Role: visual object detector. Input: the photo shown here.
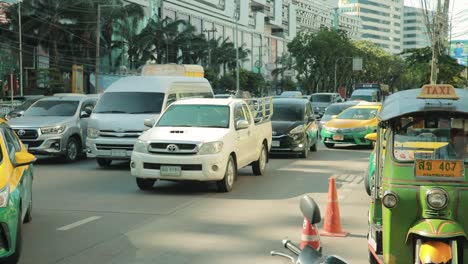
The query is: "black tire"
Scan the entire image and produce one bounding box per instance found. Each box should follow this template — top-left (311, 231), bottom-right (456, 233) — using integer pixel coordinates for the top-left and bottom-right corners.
top-left (217, 156), bottom-right (236, 192)
top-left (96, 158), bottom-right (112, 167)
top-left (136, 178), bottom-right (156, 191)
top-left (324, 142), bottom-right (335, 148)
top-left (310, 134), bottom-right (318, 152)
top-left (64, 137), bottom-right (81, 163)
top-left (252, 144), bottom-right (267, 176)
top-left (23, 199), bottom-right (32, 223)
top-left (300, 138), bottom-right (309, 158)
top-left (6, 209), bottom-right (22, 264)
top-left (364, 171), bottom-right (372, 196)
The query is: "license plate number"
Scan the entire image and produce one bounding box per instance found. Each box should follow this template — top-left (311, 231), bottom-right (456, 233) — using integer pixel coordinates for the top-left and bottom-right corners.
top-left (333, 134), bottom-right (344, 141)
top-left (272, 141), bottom-right (280, 147)
top-left (160, 166), bottom-right (181, 176)
top-left (111, 149), bottom-right (127, 157)
top-left (415, 159), bottom-right (464, 178)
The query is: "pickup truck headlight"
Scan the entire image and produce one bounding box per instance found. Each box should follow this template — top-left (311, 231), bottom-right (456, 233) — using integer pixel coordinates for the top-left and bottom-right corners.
top-left (41, 125), bottom-right (66, 134)
top-left (0, 185), bottom-right (9, 208)
top-left (87, 127), bottom-right (99, 139)
top-left (134, 140), bottom-right (149, 153)
top-left (198, 141), bottom-right (223, 155)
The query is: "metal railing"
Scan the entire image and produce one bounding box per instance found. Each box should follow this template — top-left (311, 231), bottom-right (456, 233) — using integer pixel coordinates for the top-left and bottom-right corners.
top-left (244, 97), bottom-right (274, 123)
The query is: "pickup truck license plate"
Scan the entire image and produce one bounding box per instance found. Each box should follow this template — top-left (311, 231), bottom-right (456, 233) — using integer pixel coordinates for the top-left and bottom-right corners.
top-left (272, 141), bottom-right (280, 147)
top-left (160, 166), bottom-right (181, 176)
top-left (111, 149), bottom-right (127, 157)
top-left (332, 134), bottom-right (344, 141)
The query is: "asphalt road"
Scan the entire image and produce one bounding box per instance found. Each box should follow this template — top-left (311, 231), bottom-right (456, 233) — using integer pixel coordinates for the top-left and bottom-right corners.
top-left (20, 143), bottom-right (371, 264)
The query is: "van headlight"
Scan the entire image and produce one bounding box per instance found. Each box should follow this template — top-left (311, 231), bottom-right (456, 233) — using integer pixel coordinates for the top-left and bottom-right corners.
top-left (426, 188), bottom-right (448, 210)
top-left (134, 140), bottom-right (149, 153)
top-left (41, 125), bottom-right (66, 134)
top-left (87, 128), bottom-right (99, 138)
top-left (0, 185), bottom-right (9, 208)
top-left (198, 141), bottom-right (223, 155)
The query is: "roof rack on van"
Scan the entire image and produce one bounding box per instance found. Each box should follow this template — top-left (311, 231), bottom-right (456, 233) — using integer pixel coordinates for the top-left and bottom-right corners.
top-left (53, 93), bottom-right (87, 97)
top-left (140, 63), bottom-right (204, 77)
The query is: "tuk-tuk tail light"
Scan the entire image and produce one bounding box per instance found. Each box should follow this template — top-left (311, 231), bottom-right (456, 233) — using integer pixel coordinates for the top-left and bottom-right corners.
top-left (382, 191), bottom-right (399, 209)
top-left (426, 188), bottom-right (449, 210)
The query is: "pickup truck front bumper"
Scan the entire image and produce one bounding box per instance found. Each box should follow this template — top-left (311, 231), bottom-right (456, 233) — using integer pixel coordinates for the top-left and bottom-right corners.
top-left (11, 128), bottom-right (66, 156)
top-left (131, 151), bottom-right (228, 181)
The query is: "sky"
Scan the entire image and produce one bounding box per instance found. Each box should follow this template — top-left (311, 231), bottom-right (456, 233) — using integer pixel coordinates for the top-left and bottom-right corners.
top-left (405, 0), bottom-right (468, 41)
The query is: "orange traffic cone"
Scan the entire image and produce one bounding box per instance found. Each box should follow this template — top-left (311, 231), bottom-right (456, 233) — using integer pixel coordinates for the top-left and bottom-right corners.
top-left (299, 217), bottom-right (321, 250)
top-left (320, 177), bottom-right (348, 237)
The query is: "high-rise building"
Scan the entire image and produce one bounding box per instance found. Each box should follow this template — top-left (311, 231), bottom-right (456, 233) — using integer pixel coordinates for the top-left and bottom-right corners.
top-left (402, 6), bottom-right (431, 51)
top-left (339, 0), bottom-right (404, 54)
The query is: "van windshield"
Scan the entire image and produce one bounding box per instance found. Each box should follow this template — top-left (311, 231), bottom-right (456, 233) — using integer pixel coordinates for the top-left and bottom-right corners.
top-left (94, 92), bottom-right (164, 114)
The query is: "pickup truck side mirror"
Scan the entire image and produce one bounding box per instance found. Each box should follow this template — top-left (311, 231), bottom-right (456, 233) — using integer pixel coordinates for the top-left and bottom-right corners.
top-left (236, 120), bottom-right (249, 130)
top-left (144, 118), bottom-right (155, 128)
top-left (84, 106), bottom-right (93, 115)
top-left (308, 116), bottom-right (315, 122)
top-left (80, 111), bottom-right (90, 118)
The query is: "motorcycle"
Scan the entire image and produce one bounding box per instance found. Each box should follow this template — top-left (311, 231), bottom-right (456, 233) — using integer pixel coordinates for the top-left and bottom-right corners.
top-left (270, 195), bottom-right (349, 264)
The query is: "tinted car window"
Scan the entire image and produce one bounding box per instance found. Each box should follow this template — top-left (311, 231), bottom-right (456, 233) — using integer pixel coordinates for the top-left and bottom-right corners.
top-left (272, 103), bottom-right (305, 121)
top-left (24, 100), bottom-right (79, 116)
top-left (311, 94), bottom-right (332, 102)
top-left (94, 92), bottom-right (164, 114)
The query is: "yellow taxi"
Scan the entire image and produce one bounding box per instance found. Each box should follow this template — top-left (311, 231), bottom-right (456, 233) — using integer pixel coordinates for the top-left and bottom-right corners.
top-left (320, 104), bottom-right (381, 148)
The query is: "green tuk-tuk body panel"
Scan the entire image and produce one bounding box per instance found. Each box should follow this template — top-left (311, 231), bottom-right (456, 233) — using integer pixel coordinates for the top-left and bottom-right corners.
top-left (407, 219), bottom-right (467, 240)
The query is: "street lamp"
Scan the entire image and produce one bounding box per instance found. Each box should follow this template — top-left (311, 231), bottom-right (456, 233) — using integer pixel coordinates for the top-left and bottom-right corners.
top-left (95, 4), bottom-right (119, 93)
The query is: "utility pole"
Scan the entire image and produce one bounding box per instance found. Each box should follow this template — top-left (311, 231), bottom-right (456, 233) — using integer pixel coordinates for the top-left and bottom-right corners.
top-left (429, 0), bottom-right (450, 84)
top-left (95, 5), bottom-right (101, 93)
top-left (203, 28), bottom-right (217, 68)
top-left (234, 0), bottom-right (240, 94)
top-left (18, 0), bottom-right (23, 96)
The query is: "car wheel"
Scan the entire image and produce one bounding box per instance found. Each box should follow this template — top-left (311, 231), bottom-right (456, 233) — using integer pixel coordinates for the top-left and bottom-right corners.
top-left (6, 208), bottom-right (22, 264)
top-left (300, 138), bottom-right (309, 158)
top-left (96, 158), bottom-right (112, 167)
top-left (310, 134), bottom-right (318, 152)
top-left (364, 170), bottom-right (372, 196)
top-left (252, 144), bottom-right (267, 176)
top-left (64, 137), bottom-right (81, 163)
top-left (324, 142), bottom-right (335, 148)
top-left (136, 178), bottom-right (156, 191)
top-left (24, 198), bottom-right (32, 223)
top-left (217, 156), bottom-right (236, 192)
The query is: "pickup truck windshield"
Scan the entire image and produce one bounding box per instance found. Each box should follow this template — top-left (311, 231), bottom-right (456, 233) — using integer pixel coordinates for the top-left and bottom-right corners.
top-left (94, 92), bottom-right (164, 114)
top-left (23, 100), bottom-right (79, 116)
top-left (272, 104), bottom-right (304, 121)
top-left (157, 105), bottom-right (230, 128)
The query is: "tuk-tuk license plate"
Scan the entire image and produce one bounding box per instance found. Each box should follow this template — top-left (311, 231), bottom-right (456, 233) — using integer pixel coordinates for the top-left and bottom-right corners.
top-left (415, 159), bottom-right (464, 178)
top-left (332, 134), bottom-right (344, 141)
top-left (160, 166), bottom-right (181, 176)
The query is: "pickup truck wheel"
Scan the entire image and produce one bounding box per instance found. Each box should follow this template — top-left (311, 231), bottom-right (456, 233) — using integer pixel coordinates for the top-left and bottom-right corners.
top-left (97, 158), bottom-right (112, 167)
top-left (252, 144), bottom-right (267, 176)
top-left (300, 138), bottom-right (309, 158)
top-left (136, 178), bottom-right (156, 191)
top-left (217, 156), bottom-right (236, 192)
top-left (324, 142), bottom-right (335, 148)
top-left (64, 137), bottom-right (80, 163)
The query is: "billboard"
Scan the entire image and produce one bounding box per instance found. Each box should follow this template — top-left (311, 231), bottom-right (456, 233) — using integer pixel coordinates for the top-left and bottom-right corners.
top-left (450, 40), bottom-right (468, 66)
top-left (0, 2), bottom-right (11, 24)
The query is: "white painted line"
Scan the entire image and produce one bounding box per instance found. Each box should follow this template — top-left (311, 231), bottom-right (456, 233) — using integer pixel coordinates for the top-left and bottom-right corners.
top-left (57, 216), bottom-right (101, 231)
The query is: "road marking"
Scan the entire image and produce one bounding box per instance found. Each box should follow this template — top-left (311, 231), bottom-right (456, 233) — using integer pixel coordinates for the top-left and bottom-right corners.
top-left (57, 216), bottom-right (101, 231)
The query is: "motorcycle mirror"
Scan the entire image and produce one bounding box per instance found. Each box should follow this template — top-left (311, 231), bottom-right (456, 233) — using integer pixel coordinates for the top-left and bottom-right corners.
top-left (297, 245), bottom-right (322, 264)
top-left (300, 195), bottom-right (321, 225)
top-left (322, 255), bottom-right (349, 264)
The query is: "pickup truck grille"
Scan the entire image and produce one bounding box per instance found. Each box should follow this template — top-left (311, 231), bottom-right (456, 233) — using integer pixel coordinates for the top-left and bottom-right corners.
top-left (95, 144), bottom-right (134, 151)
top-left (99, 130), bottom-right (142, 138)
top-left (150, 143), bottom-right (197, 150)
top-left (148, 142), bottom-right (198, 154)
top-left (13, 129), bottom-right (39, 140)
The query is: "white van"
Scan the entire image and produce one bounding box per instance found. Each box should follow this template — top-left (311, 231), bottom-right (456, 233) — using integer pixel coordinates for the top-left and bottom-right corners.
top-left (86, 76), bottom-right (214, 167)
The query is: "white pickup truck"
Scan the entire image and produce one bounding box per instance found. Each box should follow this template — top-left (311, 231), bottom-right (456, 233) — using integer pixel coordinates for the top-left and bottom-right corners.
top-left (130, 97), bottom-right (273, 192)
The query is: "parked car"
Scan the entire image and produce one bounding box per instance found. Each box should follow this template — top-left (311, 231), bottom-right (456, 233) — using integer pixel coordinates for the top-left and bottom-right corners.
top-left (131, 97), bottom-right (273, 192)
top-left (7, 94), bottom-right (98, 162)
top-left (3, 96), bottom-right (44, 121)
top-left (270, 98), bottom-right (319, 158)
top-left (0, 120), bottom-right (36, 263)
top-left (309, 93), bottom-right (344, 118)
top-left (86, 76), bottom-right (215, 168)
top-left (320, 104), bottom-right (381, 148)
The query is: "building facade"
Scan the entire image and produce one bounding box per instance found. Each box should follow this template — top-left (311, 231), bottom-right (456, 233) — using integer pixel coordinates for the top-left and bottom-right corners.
top-left (339, 0), bottom-right (404, 54)
top-left (402, 6), bottom-right (431, 51)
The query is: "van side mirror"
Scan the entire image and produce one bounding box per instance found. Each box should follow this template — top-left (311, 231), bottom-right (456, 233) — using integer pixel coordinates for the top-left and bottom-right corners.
top-left (365, 132), bottom-right (377, 141)
top-left (144, 118), bottom-right (155, 128)
top-left (80, 111), bottom-right (91, 118)
top-left (300, 195), bottom-right (321, 225)
top-left (84, 106), bottom-right (93, 115)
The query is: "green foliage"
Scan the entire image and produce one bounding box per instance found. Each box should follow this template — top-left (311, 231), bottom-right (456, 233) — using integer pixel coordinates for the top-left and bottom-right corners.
top-left (218, 75), bottom-right (236, 93)
top-left (238, 69), bottom-right (265, 96)
top-left (204, 68), bottom-right (219, 91)
top-left (30, 68), bottom-right (65, 95)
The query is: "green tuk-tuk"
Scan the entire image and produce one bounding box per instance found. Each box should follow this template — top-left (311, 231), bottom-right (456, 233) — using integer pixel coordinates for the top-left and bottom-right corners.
top-left (367, 84), bottom-right (468, 264)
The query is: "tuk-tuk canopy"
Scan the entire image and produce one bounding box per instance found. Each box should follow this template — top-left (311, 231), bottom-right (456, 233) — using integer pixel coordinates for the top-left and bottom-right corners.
top-left (379, 86), bottom-right (468, 122)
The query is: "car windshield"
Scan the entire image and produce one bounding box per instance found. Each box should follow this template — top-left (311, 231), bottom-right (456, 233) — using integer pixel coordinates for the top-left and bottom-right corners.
top-left (393, 115), bottom-right (468, 163)
top-left (350, 95), bottom-right (373, 101)
top-left (15, 98), bottom-right (41, 111)
top-left (311, 94), bottom-right (332, 102)
top-left (337, 107), bottom-right (378, 120)
top-left (324, 104), bottom-right (355, 116)
top-left (94, 92), bottom-right (164, 114)
top-left (157, 105), bottom-right (230, 128)
top-left (23, 100), bottom-right (79, 116)
top-left (272, 103), bottom-right (304, 121)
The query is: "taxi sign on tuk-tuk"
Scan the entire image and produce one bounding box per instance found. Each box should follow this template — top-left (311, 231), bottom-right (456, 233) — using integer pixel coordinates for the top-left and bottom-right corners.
top-left (417, 84), bottom-right (459, 100)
